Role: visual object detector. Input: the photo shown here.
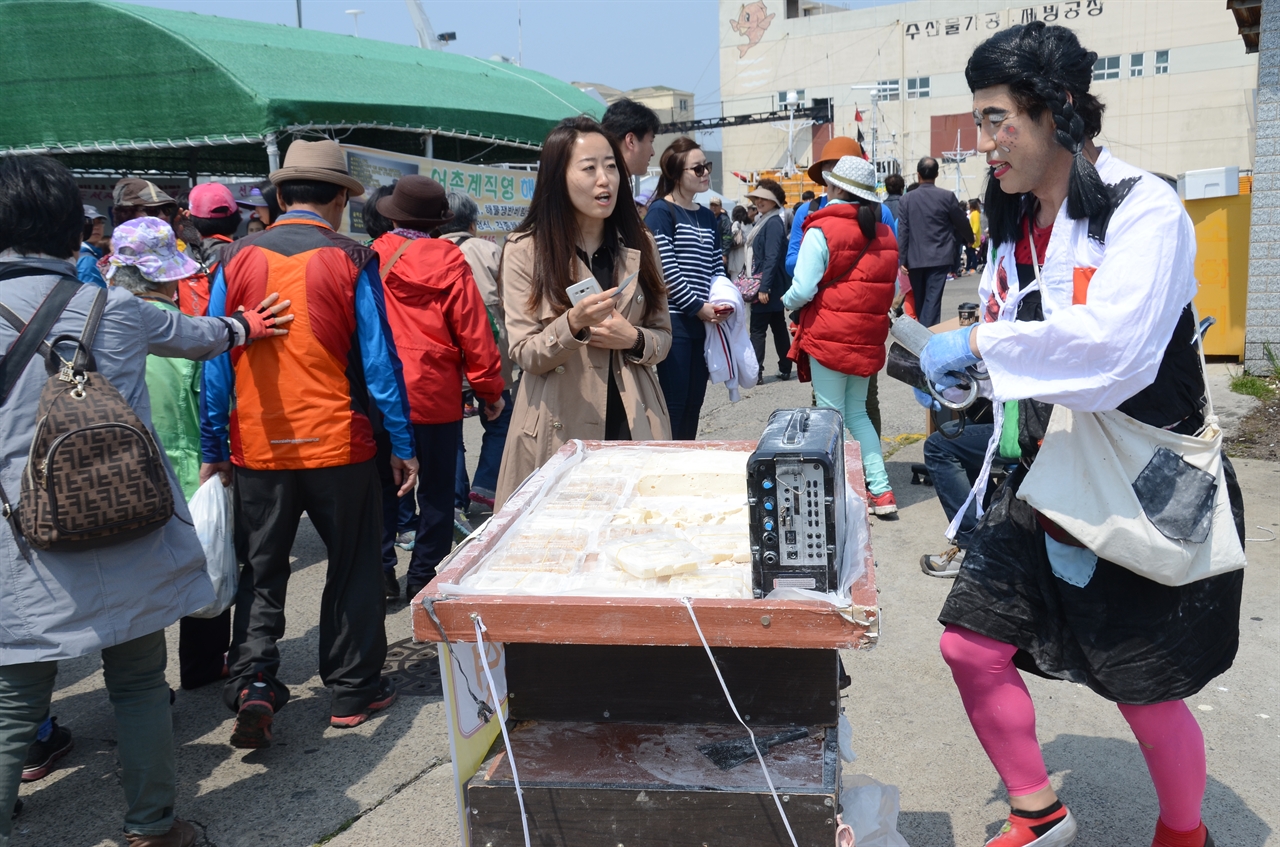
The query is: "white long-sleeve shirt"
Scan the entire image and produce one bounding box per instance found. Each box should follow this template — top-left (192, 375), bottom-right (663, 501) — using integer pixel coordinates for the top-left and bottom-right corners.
top-left (974, 148), bottom-right (1198, 411)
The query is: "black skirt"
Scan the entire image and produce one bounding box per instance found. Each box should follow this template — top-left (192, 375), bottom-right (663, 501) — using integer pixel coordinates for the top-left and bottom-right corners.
top-left (938, 458), bottom-right (1245, 705)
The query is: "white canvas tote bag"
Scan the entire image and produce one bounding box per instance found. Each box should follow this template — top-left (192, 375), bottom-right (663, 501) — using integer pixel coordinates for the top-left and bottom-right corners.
top-left (1017, 318), bottom-right (1246, 587)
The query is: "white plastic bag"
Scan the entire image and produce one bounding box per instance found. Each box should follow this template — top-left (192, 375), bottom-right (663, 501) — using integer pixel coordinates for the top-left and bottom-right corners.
top-left (839, 775), bottom-right (909, 847)
top-left (188, 477), bottom-right (238, 619)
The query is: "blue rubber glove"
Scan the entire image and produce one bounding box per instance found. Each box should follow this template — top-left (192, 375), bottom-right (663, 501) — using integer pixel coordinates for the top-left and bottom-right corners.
top-left (912, 387), bottom-right (941, 412)
top-left (920, 327), bottom-right (980, 389)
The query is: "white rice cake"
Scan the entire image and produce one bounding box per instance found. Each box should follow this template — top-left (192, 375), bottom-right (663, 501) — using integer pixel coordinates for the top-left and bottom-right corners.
top-left (485, 547), bottom-right (579, 574)
top-left (685, 525), bottom-right (752, 563)
top-left (631, 451), bottom-right (749, 498)
top-left (612, 538), bottom-right (703, 579)
top-left (667, 570), bottom-right (753, 599)
top-left (542, 489), bottom-right (621, 512)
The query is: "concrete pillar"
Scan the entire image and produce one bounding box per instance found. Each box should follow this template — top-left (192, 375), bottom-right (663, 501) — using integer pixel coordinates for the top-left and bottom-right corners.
top-left (1247, 0), bottom-right (1280, 372)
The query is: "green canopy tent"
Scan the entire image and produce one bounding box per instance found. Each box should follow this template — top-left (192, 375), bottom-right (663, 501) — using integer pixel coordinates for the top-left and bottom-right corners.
top-left (0, 0), bottom-right (601, 176)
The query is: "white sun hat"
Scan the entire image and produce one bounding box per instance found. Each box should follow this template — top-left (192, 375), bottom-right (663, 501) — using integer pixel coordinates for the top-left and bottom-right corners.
top-left (823, 155), bottom-right (880, 204)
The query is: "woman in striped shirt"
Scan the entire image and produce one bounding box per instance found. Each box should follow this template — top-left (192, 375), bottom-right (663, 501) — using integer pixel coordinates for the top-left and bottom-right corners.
top-left (644, 137), bottom-right (725, 439)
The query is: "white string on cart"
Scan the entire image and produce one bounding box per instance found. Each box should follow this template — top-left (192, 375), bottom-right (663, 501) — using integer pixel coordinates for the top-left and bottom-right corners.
top-left (679, 597), bottom-right (800, 847)
top-left (471, 613), bottom-right (532, 847)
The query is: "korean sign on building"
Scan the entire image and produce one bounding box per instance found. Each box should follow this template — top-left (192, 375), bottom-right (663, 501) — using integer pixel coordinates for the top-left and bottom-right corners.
top-left (340, 144), bottom-right (536, 245)
top-left (905, 2), bottom-right (1104, 44)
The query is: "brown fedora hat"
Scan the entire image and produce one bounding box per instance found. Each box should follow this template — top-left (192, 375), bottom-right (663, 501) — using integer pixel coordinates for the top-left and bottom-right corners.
top-left (269, 139), bottom-right (365, 197)
top-left (807, 136), bottom-right (864, 185)
top-left (375, 175), bottom-right (454, 228)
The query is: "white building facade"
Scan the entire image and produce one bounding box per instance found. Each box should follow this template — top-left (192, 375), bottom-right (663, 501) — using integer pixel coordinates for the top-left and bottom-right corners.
top-left (718, 0), bottom-right (1258, 201)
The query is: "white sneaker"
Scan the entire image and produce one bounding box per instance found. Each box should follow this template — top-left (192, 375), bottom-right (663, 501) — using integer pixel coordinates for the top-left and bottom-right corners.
top-left (920, 547), bottom-right (964, 578)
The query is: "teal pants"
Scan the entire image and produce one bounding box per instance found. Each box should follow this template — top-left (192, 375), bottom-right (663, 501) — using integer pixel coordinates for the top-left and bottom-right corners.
top-left (809, 359), bottom-right (891, 496)
top-left (0, 631), bottom-right (176, 844)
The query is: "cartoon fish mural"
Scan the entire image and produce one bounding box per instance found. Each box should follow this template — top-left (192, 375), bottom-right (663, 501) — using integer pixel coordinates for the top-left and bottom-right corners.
top-left (730, 1), bottom-right (775, 58)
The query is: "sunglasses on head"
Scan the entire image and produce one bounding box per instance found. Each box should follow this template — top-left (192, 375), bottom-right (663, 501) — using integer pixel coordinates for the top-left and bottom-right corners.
top-left (684, 162), bottom-right (714, 177)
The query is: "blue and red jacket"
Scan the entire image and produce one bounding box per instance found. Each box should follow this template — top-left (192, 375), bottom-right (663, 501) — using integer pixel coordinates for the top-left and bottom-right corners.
top-left (200, 211), bottom-right (414, 470)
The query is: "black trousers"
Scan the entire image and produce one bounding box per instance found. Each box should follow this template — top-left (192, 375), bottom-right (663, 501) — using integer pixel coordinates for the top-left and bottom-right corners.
top-left (908, 265), bottom-right (950, 327)
top-left (222, 461), bottom-right (388, 718)
top-left (408, 420), bottom-right (463, 594)
top-left (179, 611), bottom-right (230, 690)
top-left (750, 308), bottom-right (792, 377)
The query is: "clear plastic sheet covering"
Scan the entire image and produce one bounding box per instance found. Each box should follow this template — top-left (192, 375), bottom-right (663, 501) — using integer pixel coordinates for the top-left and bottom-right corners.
top-left (438, 444), bottom-right (867, 605)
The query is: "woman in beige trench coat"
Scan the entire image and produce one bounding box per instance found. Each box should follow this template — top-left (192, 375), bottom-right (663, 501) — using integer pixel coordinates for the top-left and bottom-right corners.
top-left (494, 117), bottom-right (673, 509)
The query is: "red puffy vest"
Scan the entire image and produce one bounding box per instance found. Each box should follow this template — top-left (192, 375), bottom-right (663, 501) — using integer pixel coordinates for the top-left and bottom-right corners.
top-left (790, 203), bottom-right (898, 377)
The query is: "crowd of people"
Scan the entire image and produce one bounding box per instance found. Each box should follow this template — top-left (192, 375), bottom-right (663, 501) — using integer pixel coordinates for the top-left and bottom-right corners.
top-left (0, 20), bottom-right (1240, 847)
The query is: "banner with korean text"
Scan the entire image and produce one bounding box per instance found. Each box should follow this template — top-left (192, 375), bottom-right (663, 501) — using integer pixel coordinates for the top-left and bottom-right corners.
top-left (340, 144), bottom-right (535, 246)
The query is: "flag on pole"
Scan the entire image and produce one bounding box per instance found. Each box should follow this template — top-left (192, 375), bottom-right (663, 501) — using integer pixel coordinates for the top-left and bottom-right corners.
top-left (854, 108), bottom-right (863, 122)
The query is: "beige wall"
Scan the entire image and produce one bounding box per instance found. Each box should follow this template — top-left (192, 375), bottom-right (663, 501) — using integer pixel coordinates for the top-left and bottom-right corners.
top-left (718, 0), bottom-right (1257, 203)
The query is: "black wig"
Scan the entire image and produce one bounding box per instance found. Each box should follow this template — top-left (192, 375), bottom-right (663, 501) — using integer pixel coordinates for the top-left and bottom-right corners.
top-left (966, 21), bottom-right (1109, 246)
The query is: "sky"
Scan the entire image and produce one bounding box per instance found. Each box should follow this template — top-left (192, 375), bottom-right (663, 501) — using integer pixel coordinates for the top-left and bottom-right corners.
top-left (118, 0), bottom-right (728, 109)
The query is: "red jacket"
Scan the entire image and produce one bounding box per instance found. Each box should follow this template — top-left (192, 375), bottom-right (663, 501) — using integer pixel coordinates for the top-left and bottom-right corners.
top-left (789, 204), bottom-right (898, 377)
top-left (373, 234), bottom-right (503, 424)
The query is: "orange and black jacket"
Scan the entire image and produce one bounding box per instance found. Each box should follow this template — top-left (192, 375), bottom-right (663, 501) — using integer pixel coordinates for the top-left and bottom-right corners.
top-left (199, 211), bottom-right (414, 470)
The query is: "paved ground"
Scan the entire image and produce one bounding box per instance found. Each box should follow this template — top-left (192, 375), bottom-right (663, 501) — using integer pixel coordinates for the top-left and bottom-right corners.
top-left (13, 275), bottom-right (1276, 846)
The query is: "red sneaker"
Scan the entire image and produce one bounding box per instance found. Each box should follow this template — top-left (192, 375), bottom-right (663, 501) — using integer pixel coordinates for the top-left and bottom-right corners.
top-left (229, 680), bottom-right (276, 749)
top-left (330, 679), bottom-right (398, 729)
top-left (867, 490), bottom-right (898, 516)
top-left (1152, 819), bottom-right (1214, 847)
top-left (986, 805), bottom-right (1077, 846)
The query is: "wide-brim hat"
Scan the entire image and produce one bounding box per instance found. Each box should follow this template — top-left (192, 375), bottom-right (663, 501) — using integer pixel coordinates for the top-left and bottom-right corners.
top-left (113, 178), bottom-right (176, 208)
top-left (807, 136), bottom-right (864, 185)
top-left (269, 139), bottom-right (365, 197)
top-left (107, 217), bottom-right (200, 283)
top-left (823, 156), bottom-right (880, 205)
top-left (375, 175), bottom-right (453, 228)
top-left (744, 186), bottom-right (782, 207)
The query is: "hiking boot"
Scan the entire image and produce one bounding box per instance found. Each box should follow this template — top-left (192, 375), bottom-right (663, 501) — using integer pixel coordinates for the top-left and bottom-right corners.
top-left (986, 805), bottom-right (1077, 846)
top-left (230, 680), bottom-right (276, 749)
top-left (384, 570), bottom-right (401, 600)
top-left (394, 530), bottom-right (416, 551)
top-left (22, 718), bottom-right (72, 781)
top-left (125, 819), bottom-right (197, 847)
top-left (921, 547), bottom-right (965, 579)
top-left (331, 679), bottom-right (398, 729)
top-left (867, 490), bottom-right (898, 517)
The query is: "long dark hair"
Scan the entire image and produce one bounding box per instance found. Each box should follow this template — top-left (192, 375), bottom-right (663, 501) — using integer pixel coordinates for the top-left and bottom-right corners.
top-left (652, 137), bottom-right (702, 206)
top-left (513, 116), bottom-right (664, 321)
top-left (966, 21), bottom-right (1108, 246)
top-left (827, 184), bottom-right (879, 241)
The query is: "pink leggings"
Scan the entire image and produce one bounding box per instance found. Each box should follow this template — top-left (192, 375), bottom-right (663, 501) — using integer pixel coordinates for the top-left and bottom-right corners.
top-left (940, 625), bottom-right (1206, 831)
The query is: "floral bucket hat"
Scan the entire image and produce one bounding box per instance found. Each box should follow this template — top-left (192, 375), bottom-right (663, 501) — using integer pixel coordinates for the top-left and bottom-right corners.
top-left (107, 217), bottom-right (200, 283)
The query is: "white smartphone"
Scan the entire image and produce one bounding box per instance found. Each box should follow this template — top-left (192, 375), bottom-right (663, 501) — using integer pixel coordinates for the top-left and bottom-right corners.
top-left (566, 277), bottom-right (603, 305)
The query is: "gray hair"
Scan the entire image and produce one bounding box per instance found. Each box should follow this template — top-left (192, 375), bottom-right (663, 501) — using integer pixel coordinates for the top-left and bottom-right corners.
top-left (109, 264), bottom-right (168, 294)
top-left (437, 192), bottom-right (479, 235)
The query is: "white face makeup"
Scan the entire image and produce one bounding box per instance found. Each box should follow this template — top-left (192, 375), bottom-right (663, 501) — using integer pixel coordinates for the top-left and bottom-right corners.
top-left (972, 84), bottom-right (1065, 197)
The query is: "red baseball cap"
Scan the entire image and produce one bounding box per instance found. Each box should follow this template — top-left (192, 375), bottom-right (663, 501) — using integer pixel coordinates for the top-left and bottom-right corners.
top-left (189, 183), bottom-right (238, 218)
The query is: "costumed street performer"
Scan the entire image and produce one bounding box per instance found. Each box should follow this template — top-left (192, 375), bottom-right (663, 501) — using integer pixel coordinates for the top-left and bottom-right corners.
top-left (918, 22), bottom-right (1244, 847)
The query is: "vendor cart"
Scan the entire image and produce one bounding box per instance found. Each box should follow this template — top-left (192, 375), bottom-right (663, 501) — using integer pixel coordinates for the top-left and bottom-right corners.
top-left (412, 440), bottom-right (879, 847)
